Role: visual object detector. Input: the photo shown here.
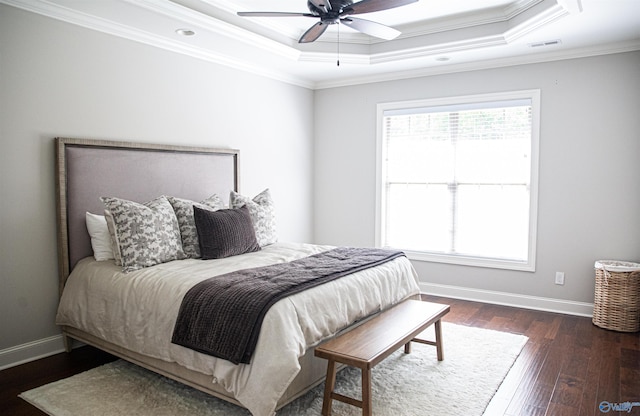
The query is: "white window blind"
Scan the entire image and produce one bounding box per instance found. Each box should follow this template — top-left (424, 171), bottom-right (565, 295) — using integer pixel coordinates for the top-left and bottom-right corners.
top-left (376, 91), bottom-right (540, 271)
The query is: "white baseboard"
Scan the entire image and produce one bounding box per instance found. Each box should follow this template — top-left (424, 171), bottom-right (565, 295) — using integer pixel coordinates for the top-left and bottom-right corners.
top-left (0, 334), bottom-right (66, 371)
top-left (420, 282), bottom-right (594, 317)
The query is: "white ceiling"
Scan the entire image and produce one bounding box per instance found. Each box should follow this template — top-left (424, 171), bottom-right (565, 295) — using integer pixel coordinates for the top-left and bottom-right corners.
top-left (4, 0), bottom-right (640, 89)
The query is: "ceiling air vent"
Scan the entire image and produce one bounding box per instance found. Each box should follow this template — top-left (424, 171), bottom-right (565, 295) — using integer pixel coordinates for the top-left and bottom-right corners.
top-left (529, 39), bottom-right (562, 48)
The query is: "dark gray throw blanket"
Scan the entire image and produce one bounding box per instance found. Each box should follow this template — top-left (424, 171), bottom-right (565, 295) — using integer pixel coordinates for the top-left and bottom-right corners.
top-left (171, 247), bottom-right (405, 364)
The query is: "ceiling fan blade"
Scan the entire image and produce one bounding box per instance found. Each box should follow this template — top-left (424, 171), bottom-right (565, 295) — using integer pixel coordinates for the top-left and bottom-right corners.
top-left (237, 12), bottom-right (315, 18)
top-left (345, 0), bottom-right (418, 15)
top-left (309, 0), bottom-right (332, 12)
top-left (299, 21), bottom-right (329, 43)
top-left (341, 17), bottom-right (400, 40)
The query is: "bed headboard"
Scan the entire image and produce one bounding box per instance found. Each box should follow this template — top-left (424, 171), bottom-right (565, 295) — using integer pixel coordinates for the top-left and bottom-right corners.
top-left (55, 137), bottom-right (240, 294)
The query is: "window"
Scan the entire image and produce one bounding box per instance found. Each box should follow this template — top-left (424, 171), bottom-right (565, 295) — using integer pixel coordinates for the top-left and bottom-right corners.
top-left (376, 90), bottom-right (540, 271)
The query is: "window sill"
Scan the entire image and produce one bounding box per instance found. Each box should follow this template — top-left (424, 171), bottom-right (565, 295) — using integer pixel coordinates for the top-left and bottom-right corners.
top-left (402, 249), bottom-right (535, 272)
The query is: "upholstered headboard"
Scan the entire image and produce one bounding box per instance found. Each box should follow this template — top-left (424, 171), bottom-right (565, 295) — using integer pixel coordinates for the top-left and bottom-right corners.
top-left (55, 137), bottom-right (240, 294)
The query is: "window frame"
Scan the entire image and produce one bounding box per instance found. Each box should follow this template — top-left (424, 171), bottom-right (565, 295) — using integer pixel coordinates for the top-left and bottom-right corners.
top-left (375, 90), bottom-right (541, 272)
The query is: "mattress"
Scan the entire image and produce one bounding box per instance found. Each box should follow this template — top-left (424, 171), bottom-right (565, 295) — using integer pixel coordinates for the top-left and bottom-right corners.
top-left (56, 242), bottom-right (421, 416)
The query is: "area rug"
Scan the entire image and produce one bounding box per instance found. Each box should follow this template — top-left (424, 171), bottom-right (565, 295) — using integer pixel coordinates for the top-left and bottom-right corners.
top-left (20, 323), bottom-right (527, 416)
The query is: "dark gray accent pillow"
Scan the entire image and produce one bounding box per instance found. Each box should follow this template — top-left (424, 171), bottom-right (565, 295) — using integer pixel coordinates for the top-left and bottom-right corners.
top-left (194, 205), bottom-right (261, 260)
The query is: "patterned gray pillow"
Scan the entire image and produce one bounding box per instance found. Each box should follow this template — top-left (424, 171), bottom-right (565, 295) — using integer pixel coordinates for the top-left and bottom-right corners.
top-left (167, 194), bottom-right (224, 258)
top-left (101, 196), bottom-right (186, 272)
top-left (229, 188), bottom-right (277, 247)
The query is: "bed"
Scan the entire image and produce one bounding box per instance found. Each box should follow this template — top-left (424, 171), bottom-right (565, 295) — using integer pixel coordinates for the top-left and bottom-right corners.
top-left (54, 137), bottom-right (421, 416)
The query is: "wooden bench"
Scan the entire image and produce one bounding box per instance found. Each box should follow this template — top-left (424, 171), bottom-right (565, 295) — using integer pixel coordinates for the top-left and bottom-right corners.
top-left (314, 299), bottom-right (450, 416)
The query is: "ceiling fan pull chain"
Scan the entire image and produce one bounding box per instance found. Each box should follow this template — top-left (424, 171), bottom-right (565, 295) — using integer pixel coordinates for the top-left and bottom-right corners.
top-left (337, 23), bottom-right (340, 67)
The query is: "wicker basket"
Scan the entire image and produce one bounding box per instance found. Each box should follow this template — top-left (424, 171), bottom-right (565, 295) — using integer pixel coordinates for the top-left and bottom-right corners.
top-left (593, 260), bottom-right (640, 332)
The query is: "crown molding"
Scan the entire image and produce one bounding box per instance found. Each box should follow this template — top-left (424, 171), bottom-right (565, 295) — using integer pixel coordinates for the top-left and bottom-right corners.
top-left (1, 0), bottom-right (581, 65)
top-left (503, 0), bottom-right (572, 42)
top-left (395, 0), bottom-right (541, 39)
top-left (299, 51), bottom-right (371, 65)
top-left (207, 0), bottom-right (303, 40)
top-left (320, 0), bottom-right (574, 66)
top-left (312, 39), bottom-right (640, 89)
top-left (369, 35), bottom-right (509, 64)
top-left (122, 0), bottom-right (301, 61)
top-left (1, 0), bottom-right (314, 88)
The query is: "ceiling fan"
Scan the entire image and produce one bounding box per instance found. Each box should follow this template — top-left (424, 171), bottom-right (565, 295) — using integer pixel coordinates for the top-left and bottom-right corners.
top-left (237, 0), bottom-right (419, 43)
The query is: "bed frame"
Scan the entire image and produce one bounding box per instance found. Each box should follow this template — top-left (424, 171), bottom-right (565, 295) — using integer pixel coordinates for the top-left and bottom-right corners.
top-left (54, 137), bottom-right (328, 410)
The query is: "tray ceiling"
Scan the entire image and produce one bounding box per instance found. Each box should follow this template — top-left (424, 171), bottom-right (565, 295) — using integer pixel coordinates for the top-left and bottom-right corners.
top-left (3, 0), bottom-right (639, 89)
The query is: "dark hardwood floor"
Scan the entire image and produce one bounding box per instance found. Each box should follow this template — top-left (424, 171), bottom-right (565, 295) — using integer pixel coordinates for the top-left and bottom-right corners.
top-left (2, 296), bottom-right (638, 415)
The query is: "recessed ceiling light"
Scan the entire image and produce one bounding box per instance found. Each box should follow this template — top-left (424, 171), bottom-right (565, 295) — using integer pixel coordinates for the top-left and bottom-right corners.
top-left (176, 29), bottom-right (195, 36)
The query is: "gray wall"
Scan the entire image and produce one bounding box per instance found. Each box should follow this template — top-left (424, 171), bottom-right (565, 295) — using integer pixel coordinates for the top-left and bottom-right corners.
top-left (314, 51), bottom-right (640, 307)
top-left (0, 5), bottom-right (315, 353)
top-left (2, 1), bottom-right (639, 366)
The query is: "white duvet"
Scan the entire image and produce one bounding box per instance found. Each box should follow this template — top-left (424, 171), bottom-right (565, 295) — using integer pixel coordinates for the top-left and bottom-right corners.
top-left (56, 242), bottom-right (420, 416)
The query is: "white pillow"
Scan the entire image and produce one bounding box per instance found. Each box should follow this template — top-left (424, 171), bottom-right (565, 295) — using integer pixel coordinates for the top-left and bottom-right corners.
top-left (85, 212), bottom-right (114, 261)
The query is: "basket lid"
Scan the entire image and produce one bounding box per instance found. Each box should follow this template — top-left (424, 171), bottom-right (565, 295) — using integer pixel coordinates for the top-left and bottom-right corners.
top-left (594, 260), bottom-right (640, 272)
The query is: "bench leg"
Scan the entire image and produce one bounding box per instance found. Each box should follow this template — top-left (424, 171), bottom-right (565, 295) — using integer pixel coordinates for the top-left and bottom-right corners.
top-left (362, 367), bottom-right (372, 416)
top-left (408, 318), bottom-right (445, 361)
top-left (322, 358), bottom-right (337, 416)
top-left (435, 319), bottom-right (444, 361)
